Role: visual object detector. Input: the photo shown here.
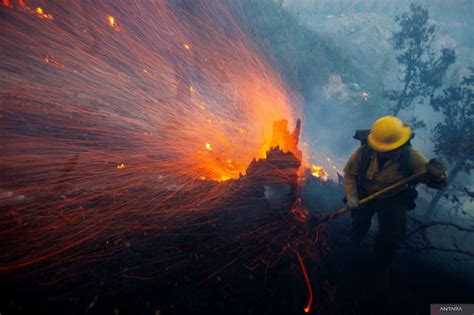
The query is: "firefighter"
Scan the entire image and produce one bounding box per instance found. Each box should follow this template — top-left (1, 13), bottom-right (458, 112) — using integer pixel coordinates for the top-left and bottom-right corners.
top-left (343, 116), bottom-right (448, 267)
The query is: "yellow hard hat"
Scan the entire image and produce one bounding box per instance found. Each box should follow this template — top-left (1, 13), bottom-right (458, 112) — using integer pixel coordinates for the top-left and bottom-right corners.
top-left (367, 116), bottom-right (412, 152)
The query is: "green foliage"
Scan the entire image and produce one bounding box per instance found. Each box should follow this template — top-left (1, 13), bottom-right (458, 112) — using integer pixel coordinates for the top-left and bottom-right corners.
top-left (431, 67), bottom-right (474, 174)
top-left (426, 67), bottom-right (473, 216)
top-left (385, 3), bottom-right (455, 118)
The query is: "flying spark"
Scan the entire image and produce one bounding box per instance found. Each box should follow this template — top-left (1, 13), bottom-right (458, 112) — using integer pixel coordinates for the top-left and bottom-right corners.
top-left (0, 7), bottom-right (323, 313)
top-left (108, 15), bottom-right (120, 31)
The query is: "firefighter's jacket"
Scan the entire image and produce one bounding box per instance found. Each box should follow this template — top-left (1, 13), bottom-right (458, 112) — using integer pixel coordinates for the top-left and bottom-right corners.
top-left (343, 146), bottom-right (448, 200)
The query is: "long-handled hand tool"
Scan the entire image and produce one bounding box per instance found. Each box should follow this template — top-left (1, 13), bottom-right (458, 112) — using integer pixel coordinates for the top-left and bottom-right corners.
top-left (311, 169), bottom-right (428, 225)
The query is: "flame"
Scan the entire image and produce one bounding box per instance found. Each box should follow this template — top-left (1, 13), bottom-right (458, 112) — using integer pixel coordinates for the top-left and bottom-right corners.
top-left (220, 175), bottom-right (230, 182)
top-left (311, 164), bottom-right (328, 181)
top-left (0, 1), bottom-right (304, 271)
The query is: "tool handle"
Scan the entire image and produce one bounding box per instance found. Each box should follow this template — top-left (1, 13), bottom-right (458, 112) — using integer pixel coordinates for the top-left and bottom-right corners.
top-left (319, 169), bottom-right (428, 223)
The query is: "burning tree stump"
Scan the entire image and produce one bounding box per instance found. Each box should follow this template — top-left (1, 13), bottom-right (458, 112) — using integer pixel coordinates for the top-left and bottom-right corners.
top-left (242, 119), bottom-right (302, 212)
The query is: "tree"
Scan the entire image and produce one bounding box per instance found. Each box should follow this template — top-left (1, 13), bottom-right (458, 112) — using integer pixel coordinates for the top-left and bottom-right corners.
top-left (385, 3), bottom-right (455, 126)
top-left (426, 67), bottom-right (474, 216)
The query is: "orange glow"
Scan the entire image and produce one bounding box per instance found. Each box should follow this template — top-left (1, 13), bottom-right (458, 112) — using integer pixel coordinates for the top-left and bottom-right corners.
top-left (0, 3), bottom-right (318, 310)
top-left (108, 15), bottom-right (120, 32)
top-left (311, 164), bottom-right (328, 181)
top-left (220, 175), bottom-right (230, 182)
top-left (35, 7), bottom-right (53, 20)
top-left (296, 250), bottom-right (314, 314)
top-left (2, 0), bottom-right (12, 8)
top-left (0, 1), bottom-right (305, 273)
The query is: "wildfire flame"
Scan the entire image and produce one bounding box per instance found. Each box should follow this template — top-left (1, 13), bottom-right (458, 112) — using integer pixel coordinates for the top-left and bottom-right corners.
top-left (311, 164), bottom-right (329, 181)
top-left (0, 4), bottom-right (323, 312)
top-left (0, 1), bottom-right (303, 271)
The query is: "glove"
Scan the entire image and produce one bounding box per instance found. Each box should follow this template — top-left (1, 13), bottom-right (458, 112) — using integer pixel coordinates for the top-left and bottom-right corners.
top-left (426, 158), bottom-right (446, 182)
top-left (347, 197), bottom-right (359, 209)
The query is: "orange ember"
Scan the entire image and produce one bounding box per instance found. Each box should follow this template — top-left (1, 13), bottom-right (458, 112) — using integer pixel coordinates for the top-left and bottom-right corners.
top-left (0, 1), bottom-right (304, 272)
top-left (108, 15), bottom-right (120, 31)
top-left (35, 7), bottom-right (53, 20)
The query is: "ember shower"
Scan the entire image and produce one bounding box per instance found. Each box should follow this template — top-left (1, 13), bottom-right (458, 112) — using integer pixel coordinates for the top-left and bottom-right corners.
top-left (0, 0), bottom-right (309, 273)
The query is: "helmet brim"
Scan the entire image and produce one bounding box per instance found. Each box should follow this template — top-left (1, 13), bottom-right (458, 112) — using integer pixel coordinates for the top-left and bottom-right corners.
top-left (367, 125), bottom-right (412, 152)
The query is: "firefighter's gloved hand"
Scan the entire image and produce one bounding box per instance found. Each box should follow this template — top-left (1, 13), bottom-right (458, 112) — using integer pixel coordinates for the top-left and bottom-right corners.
top-left (347, 197), bottom-right (359, 209)
top-left (426, 158), bottom-right (446, 182)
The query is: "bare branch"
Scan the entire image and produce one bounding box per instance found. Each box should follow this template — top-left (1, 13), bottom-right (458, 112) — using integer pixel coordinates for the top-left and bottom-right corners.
top-left (403, 214), bottom-right (474, 259)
